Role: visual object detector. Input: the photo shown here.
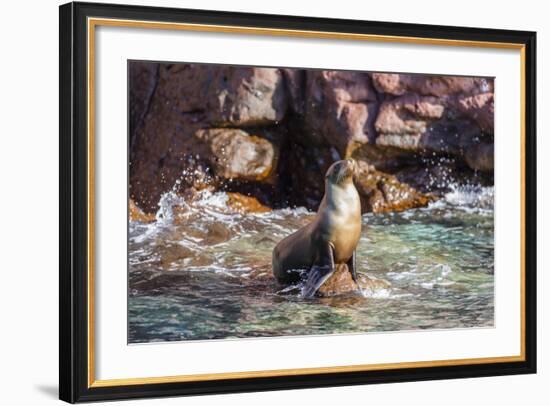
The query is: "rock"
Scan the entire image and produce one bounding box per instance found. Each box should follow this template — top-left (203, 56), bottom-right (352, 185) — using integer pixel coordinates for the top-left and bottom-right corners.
top-left (129, 64), bottom-right (207, 212)
top-left (153, 64), bottom-right (288, 127)
top-left (317, 263), bottom-right (391, 297)
top-left (129, 62), bottom-right (158, 150)
top-left (370, 73), bottom-right (493, 97)
top-left (354, 161), bottom-right (434, 213)
top-left (317, 264), bottom-right (358, 296)
top-left (370, 73), bottom-right (404, 96)
top-left (395, 160), bottom-right (458, 194)
top-left (371, 77), bottom-right (494, 168)
top-left (278, 141), bottom-right (338, 210)
top-left (194, 128), bottom-right (278, 182)
top-left (279, 142), bottom-right (434, 214)
top-left (374, 95), bottom-right (445, 146)
top-left (206, 67), bottom-right (288, 127)
top-left (281, 68), bottom-right (306, 115)
top-left (303, 70), bottom-right (378, 157)
top-left (456, 92), bottom-right (494, 133)
top-left (129, 62), bottom-right (494, 214)
top-left (374, 94), bottom-right (487, 160)
top-left (129, 199), bottom-right (156, 223)
top-left (129, 63), bottom-right (287, 212)
top-left (464, 142), bottom-right (494, 171)
top-left (351, 143), bottom-right (417, 173)
top-left (226, 192), bottom-right (272, 213)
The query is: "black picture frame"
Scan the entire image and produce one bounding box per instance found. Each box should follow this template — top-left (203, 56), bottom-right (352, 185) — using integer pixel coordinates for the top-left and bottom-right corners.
top-left (59, 1), bottom-right (537, 403)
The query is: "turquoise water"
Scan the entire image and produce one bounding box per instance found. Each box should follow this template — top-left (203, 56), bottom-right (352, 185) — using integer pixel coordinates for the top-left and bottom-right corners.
top-left (128, 186), bottom-right (494, 343)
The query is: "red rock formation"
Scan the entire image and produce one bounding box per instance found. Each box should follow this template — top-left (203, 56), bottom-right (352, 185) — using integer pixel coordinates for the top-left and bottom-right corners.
top-left (194, 128), bottom-right (278, 183)
top-left (303, 70), bottom-right (378, 157)
top-left (129, 63), bottom-right (494, 215)
top-left (456, 92), bottom-right (494, 133)
top-left (370, 73), bottom-right (493, 97)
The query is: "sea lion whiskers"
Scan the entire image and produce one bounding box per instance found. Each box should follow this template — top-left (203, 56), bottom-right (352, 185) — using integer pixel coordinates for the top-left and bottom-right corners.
top-left (332, 158), bottom-right (356, 185)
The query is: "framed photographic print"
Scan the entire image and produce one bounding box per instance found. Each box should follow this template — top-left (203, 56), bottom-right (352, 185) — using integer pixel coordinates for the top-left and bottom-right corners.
top-left (59, 1), bottom-right (537, 403)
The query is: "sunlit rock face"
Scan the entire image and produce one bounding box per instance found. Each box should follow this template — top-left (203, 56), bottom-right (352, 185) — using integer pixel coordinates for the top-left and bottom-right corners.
top-left (353, 161), bottom-right (434, 214)
top-left (204, 67), bottom-right (288, 127)
top-left (194, 128), bottom-right (278, 183)
top-left (129, 199), bottom-right (156, 223)
top-left (129, 62), bottom-right (494, 214)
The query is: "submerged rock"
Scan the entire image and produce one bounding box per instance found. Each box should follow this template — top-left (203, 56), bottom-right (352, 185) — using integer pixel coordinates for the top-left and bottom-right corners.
top-left (316, 263), bottom-right (391, 297)
top-left (317, 264), bottom-right (357, 296)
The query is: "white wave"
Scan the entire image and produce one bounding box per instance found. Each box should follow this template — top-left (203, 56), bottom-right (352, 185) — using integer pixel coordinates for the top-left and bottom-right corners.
top-left (360, 288), bottom-right (392, 299)
top-left (443, 184), bottom-right (494, 209)
top-left (194, 190), bottom-right (230, 208)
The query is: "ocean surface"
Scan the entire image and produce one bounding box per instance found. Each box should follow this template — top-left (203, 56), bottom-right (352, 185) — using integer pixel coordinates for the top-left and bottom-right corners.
top-left (128, 185), bottom-right (494, 343)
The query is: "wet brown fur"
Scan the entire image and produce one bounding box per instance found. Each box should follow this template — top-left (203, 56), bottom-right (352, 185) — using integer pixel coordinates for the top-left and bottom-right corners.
top-left (272, 159), bottom-right (362, 284)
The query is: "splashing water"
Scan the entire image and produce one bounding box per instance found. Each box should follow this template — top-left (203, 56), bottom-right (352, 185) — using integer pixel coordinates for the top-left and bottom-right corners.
top-left (128, 187), bottom-right (494, 343)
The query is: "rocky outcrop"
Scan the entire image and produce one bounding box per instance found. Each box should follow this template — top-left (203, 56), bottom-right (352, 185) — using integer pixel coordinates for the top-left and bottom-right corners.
top-left (456, 92), bottom-right (494, 133)
top-left (372, 83), bottom-right (494, 174)
top-left (370, 73), bottom-right (493, 98)
top-left (151, 64), bottom-right (287, 127)
top-left (303, 70), bottom-right (378, 157)
top-left (129, 62), bottom-right (494, 216)
top-left (375, 95), bottom-right (447, 150)
top-left (194, 128), bottom-right (278, 183)
top-left (204, 67), bottom-right (287, 127)
top-left (353, 161), bottom-right (434, 213)
top-left (129, 64), bottom-right (287, 212)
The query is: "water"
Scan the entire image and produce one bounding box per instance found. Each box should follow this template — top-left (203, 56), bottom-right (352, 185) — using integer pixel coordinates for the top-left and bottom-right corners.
top-left (128, 185), bottom-right (494, 343)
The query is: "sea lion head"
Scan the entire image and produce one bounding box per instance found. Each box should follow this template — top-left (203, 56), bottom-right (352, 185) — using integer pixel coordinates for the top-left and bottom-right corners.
top-left (325, 159), bottom-right (357, 186)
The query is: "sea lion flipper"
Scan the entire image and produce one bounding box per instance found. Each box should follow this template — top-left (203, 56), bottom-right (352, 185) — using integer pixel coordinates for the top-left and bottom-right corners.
top-left (347, 251), bottom-right (358, 283)
top-left (301, 243), bottom-right (335, 298)
top-left (301, 265), bottom-right (334, 298)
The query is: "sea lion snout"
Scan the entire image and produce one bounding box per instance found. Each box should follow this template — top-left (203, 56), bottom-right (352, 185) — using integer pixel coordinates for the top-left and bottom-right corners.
top-left (345, 158), bottom-right (357, 177)
top-left (326, 159), bottom-right (356, 184)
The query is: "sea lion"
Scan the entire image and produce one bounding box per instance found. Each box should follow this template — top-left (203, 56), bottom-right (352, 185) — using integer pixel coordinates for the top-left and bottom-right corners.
top-left (272, 159), bottom-right (362, 297)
